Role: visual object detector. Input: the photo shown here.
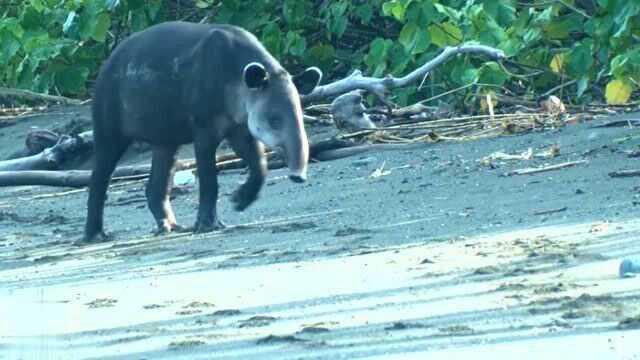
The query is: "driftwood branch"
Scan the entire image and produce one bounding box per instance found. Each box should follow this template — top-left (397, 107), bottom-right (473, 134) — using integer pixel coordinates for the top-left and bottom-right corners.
top-left (505, 160), bottom-right (588, 176)
top-left (0, 160), bottom-right (198, 188)
top-left (609, 169), bottom-right (640, 178)
top-left (0, 87), bottom-right (83, 105)
top-left (0, 131), bottom-right (93, 171)
top-left (302, 44), bottom-right (505, 104)
top-left (0, 138), bottom-right (358, 188)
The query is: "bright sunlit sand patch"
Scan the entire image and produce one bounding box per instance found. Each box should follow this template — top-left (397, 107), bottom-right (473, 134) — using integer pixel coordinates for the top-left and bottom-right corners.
top-left (2, 218), bottom-right (640, 359)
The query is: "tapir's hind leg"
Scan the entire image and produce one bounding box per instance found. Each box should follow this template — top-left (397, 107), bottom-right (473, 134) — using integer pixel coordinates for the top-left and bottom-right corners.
top-left (227, 126), bottom-right (267, 211)
top-left (146, 145), bottom-right (182, 234)
top-left (84, 137), bottom-right (131, 243)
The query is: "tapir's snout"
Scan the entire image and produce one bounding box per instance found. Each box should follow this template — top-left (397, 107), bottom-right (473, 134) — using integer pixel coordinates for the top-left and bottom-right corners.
top-left (283, 128), bottom-right (309, 184)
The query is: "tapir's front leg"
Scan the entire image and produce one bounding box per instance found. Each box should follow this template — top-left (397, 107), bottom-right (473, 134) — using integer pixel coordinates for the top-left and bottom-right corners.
top-left (227, 125), bottom-right (268, 211)
top-left (193, 133), bottom-right (225, 233)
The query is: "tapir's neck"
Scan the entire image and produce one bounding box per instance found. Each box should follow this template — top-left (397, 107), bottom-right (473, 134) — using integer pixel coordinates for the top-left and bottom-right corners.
top-left (225, 83), bottom-right (250, 126)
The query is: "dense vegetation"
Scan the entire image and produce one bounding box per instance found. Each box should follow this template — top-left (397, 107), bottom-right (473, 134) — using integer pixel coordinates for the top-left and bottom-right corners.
top-left (0, 0), bottom-right (638, 107)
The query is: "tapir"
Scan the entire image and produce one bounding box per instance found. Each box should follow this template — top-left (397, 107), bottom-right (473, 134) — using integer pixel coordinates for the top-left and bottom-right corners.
top-left (83, 21), bottom-right (322, 243)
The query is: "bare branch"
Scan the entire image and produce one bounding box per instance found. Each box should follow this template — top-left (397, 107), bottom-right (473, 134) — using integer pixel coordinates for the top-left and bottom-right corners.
top-left (0, 87), bottom-right (83, 105)
top-left (302, 44), bottom-right (505, 104)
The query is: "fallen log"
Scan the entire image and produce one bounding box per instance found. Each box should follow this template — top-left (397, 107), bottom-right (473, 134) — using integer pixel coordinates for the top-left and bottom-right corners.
top-left (0, 133), bottom-right (92, 171)
top-left (609, 169), bottom-right (640, 178)
top-left (0, 87), bottom-right (83, 105)
top-left (0, 161), bottom-right (197, 188)
top-left (0, 137), bottom-right (359, 188)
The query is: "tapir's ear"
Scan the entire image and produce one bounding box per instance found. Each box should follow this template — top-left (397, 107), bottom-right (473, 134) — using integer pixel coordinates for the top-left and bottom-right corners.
top-left (292, 67), bottom-right (322, 96)
top-left (243, 62), bottom-right (269, 89)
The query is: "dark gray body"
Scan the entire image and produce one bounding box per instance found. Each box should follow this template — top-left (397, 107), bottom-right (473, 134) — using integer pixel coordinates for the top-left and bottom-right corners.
top-left (84, 21), bottom-right (321, 242)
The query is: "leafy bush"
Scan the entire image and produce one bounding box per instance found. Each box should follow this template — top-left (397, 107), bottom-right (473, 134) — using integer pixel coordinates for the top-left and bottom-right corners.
top-left (0, 0), bottom-right (638, 106)
top-left (0, 0), bottom-right (163, 96)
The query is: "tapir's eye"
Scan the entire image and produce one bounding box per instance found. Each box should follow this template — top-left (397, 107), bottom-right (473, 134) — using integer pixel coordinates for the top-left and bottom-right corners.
top-left (268, 115), bottom-right (283, 129)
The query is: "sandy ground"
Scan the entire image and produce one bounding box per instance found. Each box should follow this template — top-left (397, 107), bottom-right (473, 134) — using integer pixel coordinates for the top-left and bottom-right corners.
top-left (1, 106), bottom-right (640, 359)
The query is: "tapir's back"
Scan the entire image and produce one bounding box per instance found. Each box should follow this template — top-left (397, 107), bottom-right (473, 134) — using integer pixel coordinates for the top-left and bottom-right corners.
top-left (99, 21), bottom-right (277, 96)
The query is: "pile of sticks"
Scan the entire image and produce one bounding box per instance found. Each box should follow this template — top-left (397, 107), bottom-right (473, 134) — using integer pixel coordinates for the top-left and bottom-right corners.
top-left (337, 111), bottom-right (576, 144)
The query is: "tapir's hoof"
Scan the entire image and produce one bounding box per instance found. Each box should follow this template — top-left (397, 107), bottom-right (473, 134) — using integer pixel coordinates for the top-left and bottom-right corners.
top-left (193, 219), bottom-right (226, 233)
top-left (74, 232), bottom-right (112, 246)
top-left (231, 187), bottom-right (258, 211)
top-left (152, 222), bottom-right (186, 236)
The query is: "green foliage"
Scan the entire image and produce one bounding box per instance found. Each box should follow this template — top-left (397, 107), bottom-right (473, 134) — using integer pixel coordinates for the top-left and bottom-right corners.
top-left (0, 0), bottom-right (163, 96)
top-left (0, 0), bottom-right (639, 106)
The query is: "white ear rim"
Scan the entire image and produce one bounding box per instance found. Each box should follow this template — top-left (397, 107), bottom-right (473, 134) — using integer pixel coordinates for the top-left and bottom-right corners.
top-left (243, 62), bottom-right (267, 78)
top-left (243, 62), bottom-right (269, 89)
top-left (306, 66), bottom-right (323, 80)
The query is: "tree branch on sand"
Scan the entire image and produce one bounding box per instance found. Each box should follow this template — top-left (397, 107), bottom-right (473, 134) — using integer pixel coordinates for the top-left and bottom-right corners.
top-left (0, 87), bottom-right (84, 105)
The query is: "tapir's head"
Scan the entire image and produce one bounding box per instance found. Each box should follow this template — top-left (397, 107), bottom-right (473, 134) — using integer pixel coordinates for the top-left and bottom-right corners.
top-left (242, 62), bottom-right (322, 183)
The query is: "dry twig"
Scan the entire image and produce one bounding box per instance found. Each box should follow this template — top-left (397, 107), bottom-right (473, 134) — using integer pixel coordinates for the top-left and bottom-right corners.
top-left (505, 160), bottom-right (588, 176)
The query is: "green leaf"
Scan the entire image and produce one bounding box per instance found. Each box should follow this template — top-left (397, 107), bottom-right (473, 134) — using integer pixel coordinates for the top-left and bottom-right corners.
top-left (23, 31), bottom-right (49, 52)
top-left (145, 0), bottom-right (164, 22)
top-left (127, 0), bottom-right (147, 11)
top-left (533, 7), bottom-right (554, 25)
top-left (433, 3), bottom-right (461, 21)
top-left (567, 40), bottom-right (594, 78)
top-left (406, 0), bottom-right (436, 26)
top-left (412, 28), bottom-right (431, 54)
top-left (21, 6), bottom-right (46, 30)
top-left (29, 0), bottom-right (46, 12)
top-left (92, 12), bottom-right (110, 42)
top-left (522, 28), bottom-right (542, 45)
top-left (33, 71), bottom-right (55, 94)
top-left (305, 44), bottom-right (335, 69)
top-left (285, 31), bottom-right (306, 57)
top-left (382, 1), bottom-right (407, 22)
top-left (354, 3), bottom-right (374, 24)
top-left (398, 22), bottom-right (417, 50)
top-left (478, 61), bottom-right (508, 86)
top-left (55, 66), bottom-right (90, 94)
top-left (576, 76), bottom-right (589, 98)
top-left (283, 0), bottom-right (308, 25)
top-left (16, 57), bottom-right (41, 90)
top-left (392, 87), bottom-right (414, 107)
top-left (262, 23), bottom-right (283, 57)
top-left (365, 38), bottom-right (392, 75)
top-left (450, 62), bottom-right (479, 86)
top-left (0, 18), bottom-right (25, 39)
top-left (129, 6), bottom-right (150, 32)
top-left (389, 43), bottom-right (410, 75)
top-left (494, 4), bottom-right (516, 27)
top-left (31, 39), bottom-right (65, 61)
top-left (429, 22), bottom-right (462, 47)
top-left (482, 0), bottom-right (499, 19)
top-left (329, 15), bottom-right (348, 38)
top-left (543, 14), bottom-right (583, 39)
top-left (195, 0), bottom-right (212, 9)
top-left (78, 1), bottom-right (106, 40)
top-left (0, 31), bottom-right (21, 64)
